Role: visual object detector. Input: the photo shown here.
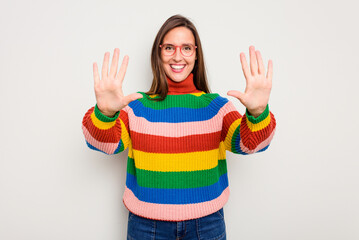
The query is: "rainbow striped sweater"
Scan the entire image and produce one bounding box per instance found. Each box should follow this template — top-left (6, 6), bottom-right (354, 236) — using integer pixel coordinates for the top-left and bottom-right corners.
top-left (82, 74), bottom-right (276, 221)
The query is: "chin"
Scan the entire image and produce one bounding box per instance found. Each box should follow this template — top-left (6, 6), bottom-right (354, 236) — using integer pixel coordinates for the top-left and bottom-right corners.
top-left (170, 74), bottom-right (186, 82)
top-left (165, 68), bottom-right (191, 82)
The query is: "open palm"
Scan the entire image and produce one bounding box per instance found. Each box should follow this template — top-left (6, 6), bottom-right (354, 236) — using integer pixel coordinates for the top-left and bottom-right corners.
top-left (227, 46), bottom-right (273, 118)
top-left (93, 48), bottom-right (143, 117)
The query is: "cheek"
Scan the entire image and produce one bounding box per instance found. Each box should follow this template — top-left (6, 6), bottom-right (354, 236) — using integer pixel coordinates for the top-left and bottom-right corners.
top-left (191, 53), bottom-right (197, 65)
top-left (189, 57), bottom-right (196, 67)
top-left (161, 55), bottom-right (170, 66)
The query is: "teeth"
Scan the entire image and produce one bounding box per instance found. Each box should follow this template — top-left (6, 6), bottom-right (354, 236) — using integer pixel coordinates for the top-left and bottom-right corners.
top-left (171, 65), bottom-right (185, 69)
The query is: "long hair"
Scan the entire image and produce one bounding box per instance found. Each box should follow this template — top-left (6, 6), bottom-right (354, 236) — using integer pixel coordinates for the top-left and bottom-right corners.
top-left (145, 14), bottom-right (211, 101)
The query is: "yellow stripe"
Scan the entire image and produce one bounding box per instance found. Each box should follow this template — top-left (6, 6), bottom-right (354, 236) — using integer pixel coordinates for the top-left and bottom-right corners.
top-left (127, 140), bottom-right (133, 156)
top-left (120, 119), bottom-right (130, 149)
top-left (90, 111), bottom-right (116, 130)
top-left (128, 141), bottom-right (134, 158)
top-left (245, 113), bottom-right (271, 132)
top-left (132, 149), bottom-right (219, 172)
top-left (218, 141), bottom-right (226, 159)
top-left (224, 118), bottom-right (241, 151)
top-left (190, 92), bottom-right (205, 96)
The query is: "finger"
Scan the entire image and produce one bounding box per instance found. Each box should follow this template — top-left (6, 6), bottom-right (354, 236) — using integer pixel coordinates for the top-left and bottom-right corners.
top-left (266, 60), bottom-right (273, 82)
top-left (123, 93), bottom-right (143, 106)
top-left (240, 52), bottom-right (250, 83)
top-left (117, 55), bottom-right (129, 83)
top-left (227, 90), bottom-right (246, 104)
top-left (102, 52), bottom-right (110, 80)
top-left (109, 48), bottom-right (120, 78)
top-left (93, 62), bottom-right (100, 85)
top-left (249, 46), bottom-right (258, 76)
top-left (255, 50), bottom-right (265, 75)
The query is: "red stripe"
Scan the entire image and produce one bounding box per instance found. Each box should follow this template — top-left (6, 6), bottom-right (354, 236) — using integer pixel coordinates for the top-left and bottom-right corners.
top-left (167, 89), bottom-right (203, 95)
top-left (82, 107), bottom-right (129, 143)
top-left (131, 131), bottom-right (222, 153)
top-left (221, 111), bottom-right (242, 141)
top-left (240, 112), bottom-right (276, 150)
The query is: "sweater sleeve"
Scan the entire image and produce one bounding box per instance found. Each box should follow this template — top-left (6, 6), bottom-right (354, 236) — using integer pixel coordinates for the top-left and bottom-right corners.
top-left (221, 99), bottom-right (276, 154)
top-left (81, 104), bottom-right (131, 155)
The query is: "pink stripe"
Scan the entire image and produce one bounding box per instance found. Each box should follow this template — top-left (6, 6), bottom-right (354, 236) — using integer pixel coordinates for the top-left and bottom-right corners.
top-left (240, 127), bottom-right (276, 153)
top-left (128, 101), bottom-right (235, 137)
top-left (221, 100), bottom-right (238, 113)
top-left (122, 186), bottom-right (230, 221)
top-left (82, 125), bottom-right (118, 154)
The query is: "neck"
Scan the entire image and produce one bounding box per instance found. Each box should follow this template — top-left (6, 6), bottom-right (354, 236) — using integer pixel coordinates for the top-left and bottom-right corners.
top-left (166, 73), bottom-right (202, 95)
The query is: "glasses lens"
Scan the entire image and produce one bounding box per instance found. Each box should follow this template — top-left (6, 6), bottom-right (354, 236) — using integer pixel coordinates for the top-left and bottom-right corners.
top-left (162, 44), bottom-right (175, 56)
top-left (161, 44), bottom-right (195, 56)
top-left (181, 44), bottom-right (194, 57)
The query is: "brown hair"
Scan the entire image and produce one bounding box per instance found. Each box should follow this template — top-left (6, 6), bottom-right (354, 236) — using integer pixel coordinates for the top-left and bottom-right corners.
top-left (145, 14), bottom-right (211, 101)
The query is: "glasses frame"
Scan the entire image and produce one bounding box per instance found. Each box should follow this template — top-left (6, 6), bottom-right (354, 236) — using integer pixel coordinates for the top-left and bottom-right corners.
top-left (159, 44), bottom-right (197, 57)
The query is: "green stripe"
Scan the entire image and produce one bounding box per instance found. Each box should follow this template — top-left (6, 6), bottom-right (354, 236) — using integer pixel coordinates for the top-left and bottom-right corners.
top-left (114, 139), bottom-right (125, 154)
top-left (94, 104), bottom-right (120, 122)
top-left (245, 104), bottom-right (269, 124)
top-left (231, 124), bottom-right (241, 153)
top-left (126, 157), bottom-right (227, 189)
top-left (136, 92), bottom-right (220, 110)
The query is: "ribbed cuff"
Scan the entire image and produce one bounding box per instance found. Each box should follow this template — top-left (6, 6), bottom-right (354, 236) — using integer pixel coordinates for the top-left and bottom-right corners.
top-left (94, 104), bottom-right (120, 122)
top-left (245, 104), bottom-right (269, 124)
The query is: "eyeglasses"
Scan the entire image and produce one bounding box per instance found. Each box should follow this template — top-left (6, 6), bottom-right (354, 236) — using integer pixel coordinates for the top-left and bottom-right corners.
top-left (159, 44), bottom-right (197, 57)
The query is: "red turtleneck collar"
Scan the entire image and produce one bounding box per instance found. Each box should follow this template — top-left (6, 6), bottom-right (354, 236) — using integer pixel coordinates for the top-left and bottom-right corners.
top-left (166, 73), bottom-right (202, 95)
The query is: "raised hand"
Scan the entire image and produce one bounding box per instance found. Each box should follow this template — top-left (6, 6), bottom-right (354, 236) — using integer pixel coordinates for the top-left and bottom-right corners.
top-left (227, 46), bottom-right (273, 118)
top-left (93, 48), bottom-right (143, 117)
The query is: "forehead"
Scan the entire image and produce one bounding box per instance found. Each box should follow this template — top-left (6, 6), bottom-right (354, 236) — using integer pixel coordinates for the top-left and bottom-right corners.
top-left (162, 27), bottom-right (195, 45)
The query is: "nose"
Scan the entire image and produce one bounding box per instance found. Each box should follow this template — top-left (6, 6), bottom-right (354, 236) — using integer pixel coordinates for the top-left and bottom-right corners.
top-left (173, 46), bottom-right (182, 61)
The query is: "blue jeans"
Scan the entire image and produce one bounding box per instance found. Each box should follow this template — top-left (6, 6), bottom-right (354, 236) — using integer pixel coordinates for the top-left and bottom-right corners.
top-left (127, 208), bottom-right (226, 240)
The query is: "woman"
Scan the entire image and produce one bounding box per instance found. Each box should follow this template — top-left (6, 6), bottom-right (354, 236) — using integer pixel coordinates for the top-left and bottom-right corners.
top-left (82, 15), bottom-right (276, 240)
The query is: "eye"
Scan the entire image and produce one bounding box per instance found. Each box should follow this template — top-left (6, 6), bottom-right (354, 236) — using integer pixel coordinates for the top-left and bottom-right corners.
top-left (182, 45), bottom-right (192, 52)
top-left (164, 44), bottom-right (175, 51)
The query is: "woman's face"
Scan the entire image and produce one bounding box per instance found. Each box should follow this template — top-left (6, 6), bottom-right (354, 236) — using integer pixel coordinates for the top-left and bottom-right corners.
top-left (161, 27), bottom-right (196, 82)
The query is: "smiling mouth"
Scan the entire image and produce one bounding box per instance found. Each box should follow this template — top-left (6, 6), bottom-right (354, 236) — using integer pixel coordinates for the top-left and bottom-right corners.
top-left (170, 64), bottom-right (185, 73)
top-left (170, 64), bottom-right (185, 70)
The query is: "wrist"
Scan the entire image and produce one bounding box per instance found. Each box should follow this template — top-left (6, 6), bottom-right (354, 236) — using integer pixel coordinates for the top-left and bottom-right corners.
top-left (101, 111), bottom-right (117, 118)
top-left (96, 105), bottom-right (117, 118)
top-left (247, 106), bottom-right (267, 118)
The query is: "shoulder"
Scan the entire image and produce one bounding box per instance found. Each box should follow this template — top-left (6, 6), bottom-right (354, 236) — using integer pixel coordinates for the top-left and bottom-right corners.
top-left (134, 91), bottom-right (230, 105)
top-left (196, 93), bottom-right (233, 117)
top-left (201, 92), bottom-right (230, 105)
top-left (136, 91), bottom-right (157, 99)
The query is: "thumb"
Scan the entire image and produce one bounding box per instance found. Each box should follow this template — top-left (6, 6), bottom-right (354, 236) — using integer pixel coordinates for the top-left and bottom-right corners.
top-left (227, 90), bottom-right (245, 102)
top-left (123, 93), bottom-right (143, 106)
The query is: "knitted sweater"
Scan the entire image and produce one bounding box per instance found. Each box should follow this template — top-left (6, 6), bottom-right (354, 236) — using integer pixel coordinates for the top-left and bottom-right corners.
top-left (82, 73), bottom-right (276, 221)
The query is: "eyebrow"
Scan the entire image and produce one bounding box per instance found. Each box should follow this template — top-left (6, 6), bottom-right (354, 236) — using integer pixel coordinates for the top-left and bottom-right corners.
top-left (162, 43), bottom-right (194, 45)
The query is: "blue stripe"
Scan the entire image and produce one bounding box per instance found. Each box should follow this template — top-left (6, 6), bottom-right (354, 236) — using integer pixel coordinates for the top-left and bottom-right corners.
top-left (86, 141), bottom-right (108, 155)
top-left (258, 144), bottom-right (269, 152)
top-left (232, 126), bottom-right (248, 155)
top-left (125, 173), bottom-right (229, 204)
top-left (128, 96), bottom-right (228, 123)
top-left (113, 140), bottom-right (124, 154)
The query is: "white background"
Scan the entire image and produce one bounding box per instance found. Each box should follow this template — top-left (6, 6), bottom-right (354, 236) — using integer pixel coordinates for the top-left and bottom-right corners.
top-left (1, 0), bottom-right (358, 239)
